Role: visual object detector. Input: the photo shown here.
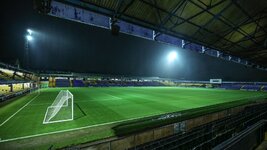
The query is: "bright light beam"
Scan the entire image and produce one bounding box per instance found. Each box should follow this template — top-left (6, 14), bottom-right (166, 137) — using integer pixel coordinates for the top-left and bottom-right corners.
top-left (27, 29), bottom-right (33, 35)
top-left (26, 35), bottom-right (33, 41)
top-left (167, 51), bottom-right (177, 63)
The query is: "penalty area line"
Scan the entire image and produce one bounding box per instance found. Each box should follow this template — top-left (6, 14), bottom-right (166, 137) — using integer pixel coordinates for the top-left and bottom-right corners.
top-left (0, 91), bottom-right (40, 127)
top-left (0, 113), bottom-right (162, 143)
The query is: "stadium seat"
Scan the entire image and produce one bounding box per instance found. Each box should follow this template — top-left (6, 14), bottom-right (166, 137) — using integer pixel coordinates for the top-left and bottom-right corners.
top-left (0, 85), bottom-right (10, 95)
top-left (72, 80), bottom-right (84, 87)
top-left (13, 84), bottom-right (23, 92)
top-left (85, 80), bottom-right (165, 87)
top-left (241, 85), bottom-right (261, 91)
top-left (220, 84), bottom-right (242, 90)
top-left (56, 79), bottom-right (70, 87)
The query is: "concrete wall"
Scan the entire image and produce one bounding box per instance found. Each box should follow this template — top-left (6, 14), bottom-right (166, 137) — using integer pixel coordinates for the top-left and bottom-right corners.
top-left (79, 102), bottom-right (265, 150)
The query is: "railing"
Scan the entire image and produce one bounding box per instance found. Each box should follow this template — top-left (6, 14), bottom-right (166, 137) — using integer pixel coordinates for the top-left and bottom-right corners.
top-left (213, 120), bottom-right (267, 150)
top-left (129, 104), bottom-right (267, 150)
top-left (0, 87), bottom-right (38, 102)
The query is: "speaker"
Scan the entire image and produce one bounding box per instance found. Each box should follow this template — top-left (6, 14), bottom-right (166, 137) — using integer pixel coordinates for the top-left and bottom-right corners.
top-left (111, 24), bottom-right (120, 36)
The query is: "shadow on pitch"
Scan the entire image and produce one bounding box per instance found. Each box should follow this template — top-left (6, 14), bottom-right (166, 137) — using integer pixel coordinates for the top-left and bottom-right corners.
top-left (74, 103), bottom-right (87, 120)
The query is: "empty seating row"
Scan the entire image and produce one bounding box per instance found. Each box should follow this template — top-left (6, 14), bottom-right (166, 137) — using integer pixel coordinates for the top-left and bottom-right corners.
top-left (72, 80), bottom-right (84, 87)
top-left (0, 85), bottom-right (10, 95)
top-left (13, 84), bottom-right (23, 92)
top-left (56, 79), bottom-right (70, 87)
top-left (220, 84), bottom-right (243, 90)
top-left (241, 84), bottom-right (261, 91)
top-left (130, 103), bottom-right (267, 150)
top-left (87, 80), bottom-right (164, 87)
top-left (220, 83), bottom-right (267, 91)
top-left (0, 83), bottom-right (27, 96)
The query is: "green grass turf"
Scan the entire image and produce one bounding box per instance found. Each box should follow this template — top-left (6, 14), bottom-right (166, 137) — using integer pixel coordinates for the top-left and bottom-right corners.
top-left (0, 87), bottom-right (267, 148)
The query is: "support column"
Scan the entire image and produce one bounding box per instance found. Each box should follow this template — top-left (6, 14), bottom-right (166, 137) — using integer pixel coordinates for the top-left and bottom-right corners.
top-left (10, 84), bottom-right (13, 92)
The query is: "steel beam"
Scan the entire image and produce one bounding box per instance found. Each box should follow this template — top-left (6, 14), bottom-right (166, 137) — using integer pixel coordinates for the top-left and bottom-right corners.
top-left (232, 1), bottom-right (267, 35)
top-left (140, 0), bottom-right (247, 51)
top-left (48, 0), bottom-right (266, 68)
top-left (188, 0), bottom-right (259, 47)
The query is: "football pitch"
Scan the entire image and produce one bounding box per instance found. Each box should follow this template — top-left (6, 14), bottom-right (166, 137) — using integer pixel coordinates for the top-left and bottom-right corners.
top-left (1, 87), bottom-right (267, 149)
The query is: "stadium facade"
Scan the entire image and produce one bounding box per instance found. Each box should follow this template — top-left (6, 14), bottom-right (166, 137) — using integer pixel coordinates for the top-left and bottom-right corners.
top-left (1, 62), bottom-right (267, 149)
top-left (1, 0), bottom-right (267, 149)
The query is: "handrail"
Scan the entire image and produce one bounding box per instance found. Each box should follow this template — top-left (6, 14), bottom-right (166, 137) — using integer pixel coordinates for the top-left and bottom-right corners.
top-left (213, 120), bottom-right (267, 150)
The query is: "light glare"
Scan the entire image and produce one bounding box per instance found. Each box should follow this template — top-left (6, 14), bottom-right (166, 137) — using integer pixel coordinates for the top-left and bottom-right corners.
top-left (26, 35), bottom-right (33, 41)
top-left (168, 51), bottom-right (177, 63)
top-left (27, 29), bottom-right (33, 35)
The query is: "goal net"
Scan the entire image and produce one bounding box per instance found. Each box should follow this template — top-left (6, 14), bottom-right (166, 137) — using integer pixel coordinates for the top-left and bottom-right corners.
top-left (43, 90), bottom-right (73, 124)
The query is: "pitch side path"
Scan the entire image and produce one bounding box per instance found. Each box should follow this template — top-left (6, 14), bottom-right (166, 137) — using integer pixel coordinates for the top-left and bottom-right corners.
top-left (0, 87), bottom-right (267, 149)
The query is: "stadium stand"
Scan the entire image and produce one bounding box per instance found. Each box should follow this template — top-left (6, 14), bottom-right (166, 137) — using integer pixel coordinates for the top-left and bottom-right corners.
top-left (72, 79), bottom-right (84, 87)
top-left (86, 80), bottom-right (164, 87)
top-left (241, 84), bottom-right (262, 91)
top-left (160, 81), bottom-right (177, 86)
top-left (37, 73), bottom-right (267, 91)
top-left (0, 62), bottom-right (38, 81)
top-left (0, 68), bottom-right (14, 79)
top-left (0, 74), bottom-right (7, 81)
top-left (0, 62), bottom-right (38, 102)
top-left (13, 72), bottom-right (26, 80)
top-left (55, 79), bottom-right (70, 87)
top-left (13, 83), bottom-right (23, 92)
top-left (220, 82), bottom-right (267, 91)
top-left (34, 70), bottom-right (267, 91)
top-left (129, 103), bottom-right (267, 150)
top-left (220, 83), bottom-right (243, 90)
top-left (0, 71), bottom-right (11, 81)
top-left (0, 85), bottom-right (10, 95)
top-left (178, 82), bottom-right (206, 88)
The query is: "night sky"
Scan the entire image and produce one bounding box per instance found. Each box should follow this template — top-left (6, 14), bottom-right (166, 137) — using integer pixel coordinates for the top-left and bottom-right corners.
top-left (1, 0), bottom-right (267, 81)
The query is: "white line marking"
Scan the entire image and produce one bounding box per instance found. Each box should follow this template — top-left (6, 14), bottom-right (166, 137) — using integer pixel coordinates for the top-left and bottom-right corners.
top-left (28, 103), bottom-right (51, 106)
top-left (105, 94), bottom-right (121, 100)
top-left (0, 91), bottom-right (40, 127)
top-left (78, 98), bottom-right (120, 103)
top-left (28, 98), bottom-right (120, 106)
top-left (0, 112), bottom-right (160, 143)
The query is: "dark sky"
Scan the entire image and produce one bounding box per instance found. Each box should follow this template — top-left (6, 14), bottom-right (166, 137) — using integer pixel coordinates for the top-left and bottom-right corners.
top-left (1, 0), bottom-right (267, 81)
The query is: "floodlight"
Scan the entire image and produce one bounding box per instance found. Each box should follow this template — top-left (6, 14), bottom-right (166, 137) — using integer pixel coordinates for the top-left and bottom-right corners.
top-left (167, 51), bottom-right (177, 63)
top-left (27, 29), bottom-right (33, 35)
top-left (26, 35), bottom-right (33, 41)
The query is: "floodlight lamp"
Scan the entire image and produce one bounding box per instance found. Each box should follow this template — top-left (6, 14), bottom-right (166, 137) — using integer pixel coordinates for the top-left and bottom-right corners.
top-left (167, 51), bottom-right (177, 63)
top-left (27, 29), bottom-right (33, 35)
top-left (26, 35), bottom-right (33, 41)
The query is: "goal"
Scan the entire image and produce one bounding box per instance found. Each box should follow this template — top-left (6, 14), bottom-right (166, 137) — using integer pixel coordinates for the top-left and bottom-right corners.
top-left (43, 90), bottom-right (74, 124)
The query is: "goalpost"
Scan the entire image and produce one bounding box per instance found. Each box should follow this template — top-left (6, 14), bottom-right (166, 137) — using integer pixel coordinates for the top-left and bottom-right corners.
top-left (43, 90), bottom-right (74, 124)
